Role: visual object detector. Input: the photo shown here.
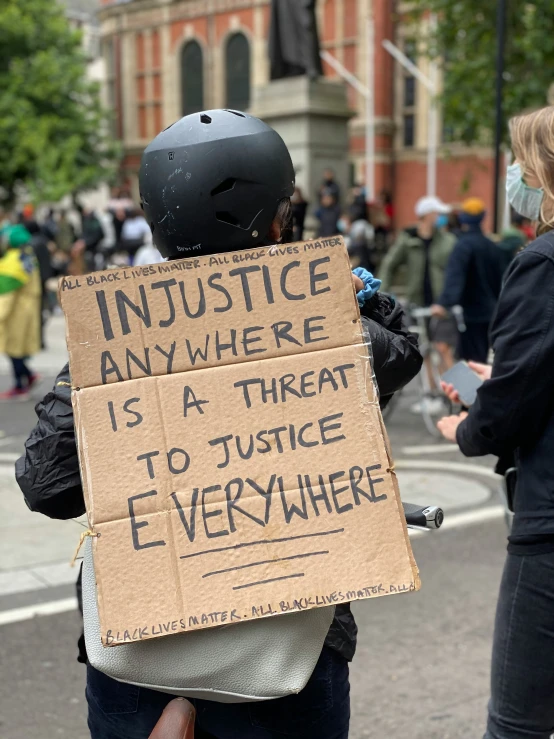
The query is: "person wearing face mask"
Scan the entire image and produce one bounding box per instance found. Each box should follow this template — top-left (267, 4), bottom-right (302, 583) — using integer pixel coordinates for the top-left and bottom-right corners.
top-left (437, 105), bottom-right (554, 739)
top-left (431, 198), bottom-right (505, 363)
top-left (380, 196), bottom-right (457, 409)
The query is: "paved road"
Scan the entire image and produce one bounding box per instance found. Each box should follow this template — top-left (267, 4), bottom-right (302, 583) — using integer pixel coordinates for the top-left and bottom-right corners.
top-left (0, 317), bottom-right (507, 738)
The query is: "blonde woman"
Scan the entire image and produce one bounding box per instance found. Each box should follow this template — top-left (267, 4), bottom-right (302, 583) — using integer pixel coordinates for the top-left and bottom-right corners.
top-left (438, 105), bottom-right (554, 739)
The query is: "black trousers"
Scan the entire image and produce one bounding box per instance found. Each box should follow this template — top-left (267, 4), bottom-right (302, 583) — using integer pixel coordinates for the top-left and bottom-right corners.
top-left (458, 321), bottom-right (490, 363)
top-left (484, 552), bottom-right (554, 738)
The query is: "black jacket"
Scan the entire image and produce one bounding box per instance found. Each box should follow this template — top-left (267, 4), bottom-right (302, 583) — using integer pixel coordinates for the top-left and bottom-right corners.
top-left (16, 295), bottom-right (422, 662)
top-left (438, 225), bottom-right (505, 323)
top-left (457, 232), bottom-right (554, 538)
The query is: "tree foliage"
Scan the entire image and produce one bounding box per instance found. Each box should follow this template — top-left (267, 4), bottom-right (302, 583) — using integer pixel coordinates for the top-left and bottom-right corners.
top-left (0, 0), bottom-right (119, 204)
top-left (408, 1), bottom-right (554, 145)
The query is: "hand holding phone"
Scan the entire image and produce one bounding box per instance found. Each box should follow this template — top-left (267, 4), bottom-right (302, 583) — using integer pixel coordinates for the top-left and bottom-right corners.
top-left (441, 361), bottom-right (485, 407)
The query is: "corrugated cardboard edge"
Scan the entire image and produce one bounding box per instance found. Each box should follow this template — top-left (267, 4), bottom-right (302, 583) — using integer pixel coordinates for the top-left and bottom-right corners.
top-left (350, 322), bottom-right (420, 592)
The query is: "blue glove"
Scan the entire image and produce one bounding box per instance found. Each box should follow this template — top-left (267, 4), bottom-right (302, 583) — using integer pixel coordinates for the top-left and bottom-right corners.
top-left (354, 267), bottom-right (381, 307)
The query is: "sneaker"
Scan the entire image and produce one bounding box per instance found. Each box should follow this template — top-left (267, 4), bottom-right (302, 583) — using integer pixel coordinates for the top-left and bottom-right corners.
top-left (0, 387), bottom-right (30, 401)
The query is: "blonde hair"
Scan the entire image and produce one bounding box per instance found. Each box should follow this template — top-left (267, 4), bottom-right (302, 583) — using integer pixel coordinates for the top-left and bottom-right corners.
top-left (509, 106), bottom-right (554, 233)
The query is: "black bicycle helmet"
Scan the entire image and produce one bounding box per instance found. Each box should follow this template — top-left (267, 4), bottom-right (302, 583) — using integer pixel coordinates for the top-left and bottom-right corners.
top-left (139, 109), bottom-right (295, 259)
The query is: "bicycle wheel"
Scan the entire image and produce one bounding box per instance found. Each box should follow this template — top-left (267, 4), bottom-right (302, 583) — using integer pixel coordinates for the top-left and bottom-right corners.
top-left (418, 352), bottom-right (452, 437)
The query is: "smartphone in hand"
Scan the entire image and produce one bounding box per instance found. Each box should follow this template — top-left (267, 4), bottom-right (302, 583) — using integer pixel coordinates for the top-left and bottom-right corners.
top-left (442, 361), bottom-right (483, 407)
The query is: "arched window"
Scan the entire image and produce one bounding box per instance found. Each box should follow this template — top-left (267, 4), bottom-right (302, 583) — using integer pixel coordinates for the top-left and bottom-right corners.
top-left (225, 33), bottom-right (250, 111)
top-left (181, 41), bottom-right (204, 116)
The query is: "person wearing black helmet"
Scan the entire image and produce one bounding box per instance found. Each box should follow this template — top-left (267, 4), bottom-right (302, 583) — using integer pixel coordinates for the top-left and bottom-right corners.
top-left (140, 110), bottom-right (296, 258)
top-left (16, 110), bottom-right (423, 739)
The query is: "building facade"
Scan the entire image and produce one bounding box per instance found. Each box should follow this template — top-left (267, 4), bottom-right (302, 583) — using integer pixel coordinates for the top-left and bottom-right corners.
top-left (99, 0), bottom-right (497, 229)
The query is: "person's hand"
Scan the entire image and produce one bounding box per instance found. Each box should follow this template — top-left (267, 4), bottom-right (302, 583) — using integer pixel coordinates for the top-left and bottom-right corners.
top-left (437, 412), bottom-right (468, 442)
top-left (441, 361), bottom-right (492, 404)
top-left (352, 273), bottom-right (364, 292)
top-left (467, 361), bottom-right (492, 382)
top-left (441, 381), bottom-right (461, 404)
top-left (149, 698), bottom-right (195, 739)
top-left (430, 303), bottom-right (447, 318)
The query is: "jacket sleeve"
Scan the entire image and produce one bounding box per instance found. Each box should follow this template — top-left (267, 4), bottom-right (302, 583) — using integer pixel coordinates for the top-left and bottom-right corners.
top-left (15, 364), bottom-right (85, 520)
top-left (361, 296), bottom-right (423, 399)
top-left (438, 239), bottom-right (471, 308)
top-left (457, 251), bottom-right (554, 457)
top-left (379, 231), bottom-right (408, 293)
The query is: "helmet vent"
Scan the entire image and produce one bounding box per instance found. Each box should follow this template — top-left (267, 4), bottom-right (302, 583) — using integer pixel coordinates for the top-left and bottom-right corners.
top-left (216, 211), bottom-right (240, 227)
top-left (225, 110), bottom-right (246, 118)
top-left (210, 178), bottom-right (236, 197)
top-left (200, 114), bottom-right (212, 124)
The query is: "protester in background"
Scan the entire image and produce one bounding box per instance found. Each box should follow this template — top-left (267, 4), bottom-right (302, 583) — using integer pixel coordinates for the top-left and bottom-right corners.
top-left (380, 195), bottom-right (457, 389)
top-left (349, 184), bottom-right (368, 223)
top-left (513, 212), bottom-right (535, 242)
top-left (0, 225), bottom-right (41, 400)
top-left (431, 198), bottom-right (505, 363)
top-left (42, 209), bottom-right (58, 242)
top-left (319, 167), bottom-right (340, 203)
top-left (107, 187), bottom-right (134, 245)
top-left (134, 233), bottom-right (165, 266)
top-left (24, 220), bottom-right (53, 348)
top-left (55, 210), bottom-right (76, 255)
top-left (291, 186), bottom-right (308, 241)
top-left (446, 209), bottom-right (462, 237)
top-left (373, 189), bottom-right (393, 249)
top-left (315, 192), bottom-right (341, 238)
top-left (341, 212), bottom-right (375, 272)
top-left (497, 216), bottom-right (527, 273)
top-left (120, 207), bottom-right (152, 260)
top-left (381, 189), bottom-right (394, 225)
top-left (20, 203), bottom-right (35, 227)
top-left (438, 105), bottom-right (554, 739)
top-left (77, 207), bottom-right (105, 271)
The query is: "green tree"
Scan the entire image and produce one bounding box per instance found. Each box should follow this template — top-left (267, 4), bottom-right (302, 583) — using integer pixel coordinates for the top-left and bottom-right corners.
top-left (0, 0), bottom-right (119, 204)
top-left (408, 1), bottom-right (554, 145)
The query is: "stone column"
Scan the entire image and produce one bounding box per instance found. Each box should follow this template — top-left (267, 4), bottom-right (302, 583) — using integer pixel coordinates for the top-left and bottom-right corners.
top-left (250, 77), bottom-right (354, 216)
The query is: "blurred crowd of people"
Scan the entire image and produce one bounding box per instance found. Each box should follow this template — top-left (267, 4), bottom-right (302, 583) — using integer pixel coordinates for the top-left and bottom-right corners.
top-left (0, 189), bottom-right (161, 399)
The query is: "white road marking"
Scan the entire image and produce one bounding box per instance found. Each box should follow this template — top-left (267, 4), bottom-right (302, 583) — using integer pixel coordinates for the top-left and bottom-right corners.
top-left (396, 459), bottom-right (500, 481)
top-left (401, 443), bottom-right (462, 455)
top-left (0, 436), bottom-right (15, 448)
top-left (0, 453), bottom-right (19, 463)
top-left (0, 597), bottom-right (78, 626)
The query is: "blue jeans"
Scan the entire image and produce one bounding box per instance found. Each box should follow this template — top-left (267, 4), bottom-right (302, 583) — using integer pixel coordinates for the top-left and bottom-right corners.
top-left (484, 552), bottom-right (554, 739)
top-left (87, 646), bottom-right (350, 738)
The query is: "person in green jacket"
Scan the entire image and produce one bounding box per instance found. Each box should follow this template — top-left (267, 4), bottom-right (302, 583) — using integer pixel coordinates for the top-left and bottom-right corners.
top-left (379, 196), bottom-right (456, 411)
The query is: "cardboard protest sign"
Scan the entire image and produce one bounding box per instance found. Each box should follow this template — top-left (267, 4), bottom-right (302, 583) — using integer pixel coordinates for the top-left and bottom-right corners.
top-left (60, 237), bottom-right (420, 647)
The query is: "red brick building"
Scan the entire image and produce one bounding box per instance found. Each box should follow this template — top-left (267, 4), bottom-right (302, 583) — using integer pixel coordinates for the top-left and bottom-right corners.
top-left (99, 0), bottom-right (497, 230)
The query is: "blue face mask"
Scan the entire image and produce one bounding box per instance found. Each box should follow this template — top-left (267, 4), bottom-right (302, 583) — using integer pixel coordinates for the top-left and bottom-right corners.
top-left (436, 214), bottom-right (449, 228)
top-left (506, 162), bottom-right (544, 221)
